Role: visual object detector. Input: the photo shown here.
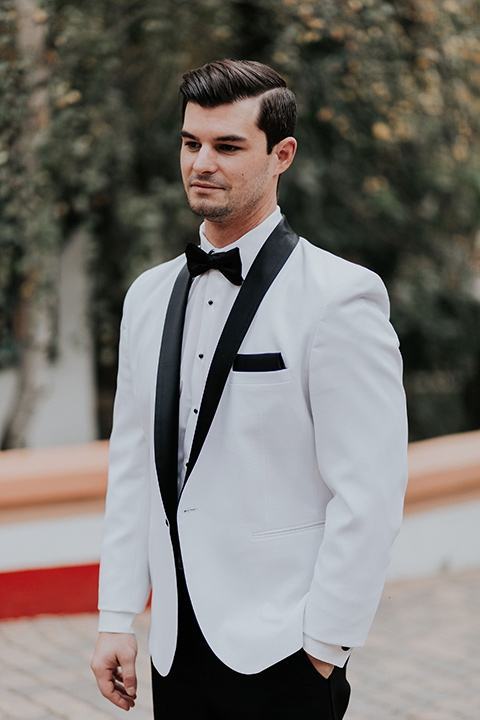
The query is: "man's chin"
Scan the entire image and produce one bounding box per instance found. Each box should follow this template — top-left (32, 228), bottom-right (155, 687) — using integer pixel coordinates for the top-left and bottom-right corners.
top-left (188, 201), bottom-right (232, 222)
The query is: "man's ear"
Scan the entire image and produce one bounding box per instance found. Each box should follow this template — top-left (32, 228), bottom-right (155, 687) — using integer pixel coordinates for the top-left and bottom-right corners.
top-left (274, 137), bottom-right (297, 175)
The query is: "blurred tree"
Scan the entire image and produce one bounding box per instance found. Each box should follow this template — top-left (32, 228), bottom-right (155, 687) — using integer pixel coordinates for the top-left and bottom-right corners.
top-left (0, 2), bottom-right (25, 372)
top-left (37, 0), bottom-right (238, 437)
top-left (0, 0), bottom-right (60, 448)
top-left (264, 0), bottom-right (480, 440)
top-left (1, 0), bottom-right (479, 444)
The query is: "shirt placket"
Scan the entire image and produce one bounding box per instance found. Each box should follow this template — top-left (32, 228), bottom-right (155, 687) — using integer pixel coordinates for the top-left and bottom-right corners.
top-left (180, 270), bottom-right (228, 488)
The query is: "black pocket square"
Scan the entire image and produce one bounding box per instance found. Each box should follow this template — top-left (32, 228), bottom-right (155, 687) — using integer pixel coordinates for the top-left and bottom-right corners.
top-left (233, 353), bottom-right (286, 372)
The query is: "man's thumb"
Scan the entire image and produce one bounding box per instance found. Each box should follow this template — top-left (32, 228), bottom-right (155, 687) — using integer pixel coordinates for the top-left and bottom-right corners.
top-left (120, 654), bottom-right (137, 697)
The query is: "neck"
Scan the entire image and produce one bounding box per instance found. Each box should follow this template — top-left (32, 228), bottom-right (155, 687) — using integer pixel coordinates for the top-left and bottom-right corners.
top-left (203, 199), bottom-right (277, 249)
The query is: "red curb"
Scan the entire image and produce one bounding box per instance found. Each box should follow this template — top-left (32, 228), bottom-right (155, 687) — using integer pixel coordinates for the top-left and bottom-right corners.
top-left (0, 563), bottom-right (100, 620)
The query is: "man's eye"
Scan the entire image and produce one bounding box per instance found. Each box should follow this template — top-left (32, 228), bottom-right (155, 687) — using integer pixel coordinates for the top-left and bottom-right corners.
top-left (219, 144), bottom-right (240, 152)
top-left (185, 141), bottom-right (200, 150)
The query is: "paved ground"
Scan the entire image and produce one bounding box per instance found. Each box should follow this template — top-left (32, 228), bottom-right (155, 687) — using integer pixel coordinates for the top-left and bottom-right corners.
top-left (1, 567), bottom-right (479, 720)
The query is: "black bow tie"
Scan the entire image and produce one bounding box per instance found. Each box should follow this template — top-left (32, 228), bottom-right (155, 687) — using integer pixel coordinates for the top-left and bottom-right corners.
top-left (185, 243), bottom-right (243, 286)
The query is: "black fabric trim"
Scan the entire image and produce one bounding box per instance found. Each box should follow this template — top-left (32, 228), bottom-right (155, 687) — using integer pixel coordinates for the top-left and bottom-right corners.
top-left (183, 217), bottom-right (299, 490)
top-left (153, 264), bottom-right (192, 530)
top-left (233, 352), bottom-right (286, 372)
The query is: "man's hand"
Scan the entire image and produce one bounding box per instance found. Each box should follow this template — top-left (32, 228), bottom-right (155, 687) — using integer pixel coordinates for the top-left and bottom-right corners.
top-left (305, 652), bottom-right (335, 679)
top-left (91, 632), bottom-right (138, 711)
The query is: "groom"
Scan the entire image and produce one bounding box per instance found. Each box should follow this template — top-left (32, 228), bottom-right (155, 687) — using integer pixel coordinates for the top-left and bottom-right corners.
top-left (92, 59), bottom-right (408, 719)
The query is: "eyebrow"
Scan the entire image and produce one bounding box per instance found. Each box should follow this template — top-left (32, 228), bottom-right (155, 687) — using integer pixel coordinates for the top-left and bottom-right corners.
top-left (180, 130), bottom-right (248, 143)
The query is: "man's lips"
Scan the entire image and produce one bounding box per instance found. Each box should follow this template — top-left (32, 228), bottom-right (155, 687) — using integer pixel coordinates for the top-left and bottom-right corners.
top-left (190, 180), bottom-right (225, 190)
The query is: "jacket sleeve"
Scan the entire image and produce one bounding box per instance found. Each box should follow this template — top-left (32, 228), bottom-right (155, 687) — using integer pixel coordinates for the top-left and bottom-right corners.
top-left (97, 287), bottom-right (152, 631)
top-left (304, 267), bottom-right (408, 655)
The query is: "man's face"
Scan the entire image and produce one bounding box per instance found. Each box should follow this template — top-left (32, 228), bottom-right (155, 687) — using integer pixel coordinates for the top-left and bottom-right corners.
top-left (180, 97), bottom-right (280, 226)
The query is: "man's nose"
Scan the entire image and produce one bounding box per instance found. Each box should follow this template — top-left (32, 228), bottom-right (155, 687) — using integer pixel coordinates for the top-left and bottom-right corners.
top-left (192, 146), bottom-right (217, 174)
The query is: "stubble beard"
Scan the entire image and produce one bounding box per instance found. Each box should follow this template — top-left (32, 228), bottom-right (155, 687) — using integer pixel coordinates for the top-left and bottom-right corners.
top-left (186, 187), bottom-right (266, 225)
top-left (187, 197), bottom-right (235, 223)
top-left (185, 168), bottom-right (271, 224)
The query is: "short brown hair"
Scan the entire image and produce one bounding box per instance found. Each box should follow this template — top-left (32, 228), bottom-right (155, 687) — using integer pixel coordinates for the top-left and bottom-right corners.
top-left (180, 59), bottom-right (297, 154)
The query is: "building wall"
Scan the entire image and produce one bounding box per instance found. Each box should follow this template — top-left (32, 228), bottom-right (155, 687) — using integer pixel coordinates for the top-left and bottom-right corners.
top-left (0, 229), bottom-right (97, 448)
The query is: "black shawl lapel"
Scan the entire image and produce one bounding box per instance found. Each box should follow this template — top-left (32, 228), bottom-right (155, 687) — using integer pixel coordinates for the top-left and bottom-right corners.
top-left (183, 216), bottom-right (299, 488)
top-left (153, 263), bottom-right (191, 527)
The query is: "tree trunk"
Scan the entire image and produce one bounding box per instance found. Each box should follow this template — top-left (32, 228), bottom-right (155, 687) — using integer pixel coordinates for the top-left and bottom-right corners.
top-left (2, 0), bottom-right (58, 449)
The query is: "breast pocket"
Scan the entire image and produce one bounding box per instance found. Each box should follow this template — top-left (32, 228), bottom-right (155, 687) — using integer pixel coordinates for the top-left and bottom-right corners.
top-left (229, 352), bottom-right (292, 385)
top-left (233, 352), bottom-right (286, 372)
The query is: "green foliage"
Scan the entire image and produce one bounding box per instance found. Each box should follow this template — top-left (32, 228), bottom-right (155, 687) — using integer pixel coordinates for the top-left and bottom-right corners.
top-left (1, 0), bottom-right (480, 440)
top-left (0, 0), bottom-right (61, 372)
top-left (0, 2), bottom-right (26, 366)
top-left (252, 0), bottom-right (480, 439)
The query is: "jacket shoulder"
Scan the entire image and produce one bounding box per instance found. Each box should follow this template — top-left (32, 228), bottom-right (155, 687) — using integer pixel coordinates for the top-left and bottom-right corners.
top-left (300, 237), bottom-right (379, 282)
top-left (123, 253), bottom-right (186, 314)
top-left (298, 237), bottom-right (389, 311)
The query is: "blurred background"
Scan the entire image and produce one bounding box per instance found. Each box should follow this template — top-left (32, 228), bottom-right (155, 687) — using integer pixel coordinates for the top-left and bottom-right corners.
top-left (1, 0), bottom-right (480, 449)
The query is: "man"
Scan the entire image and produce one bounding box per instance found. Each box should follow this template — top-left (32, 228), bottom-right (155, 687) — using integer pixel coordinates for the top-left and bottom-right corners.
top-left (92, 59), bottom-right (408, 719)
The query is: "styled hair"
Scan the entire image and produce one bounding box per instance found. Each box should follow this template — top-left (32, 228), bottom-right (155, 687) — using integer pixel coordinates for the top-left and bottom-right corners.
top-left (180, 59), bottom-right (297, 153)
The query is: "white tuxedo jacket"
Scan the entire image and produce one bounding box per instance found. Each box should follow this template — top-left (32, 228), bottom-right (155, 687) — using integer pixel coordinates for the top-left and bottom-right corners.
top-left (98, 222), bottom-right (408, 676)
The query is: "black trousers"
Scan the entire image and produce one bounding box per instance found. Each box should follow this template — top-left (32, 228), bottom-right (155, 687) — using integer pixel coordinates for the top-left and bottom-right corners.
top-left (151, 569), bottom-right (350, 719)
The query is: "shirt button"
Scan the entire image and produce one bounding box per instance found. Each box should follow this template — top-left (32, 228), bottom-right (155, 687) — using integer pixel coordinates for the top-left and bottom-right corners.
top-left (198, 353), bottom-right (204, 359)
top-left (193, 408), bottom-right (198, 414)
top-left (208, 300), bottom-right (213, 305)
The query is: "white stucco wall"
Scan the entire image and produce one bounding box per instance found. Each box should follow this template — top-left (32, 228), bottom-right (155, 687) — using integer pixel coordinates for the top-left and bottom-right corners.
top-left (387, 497), bottom-right (480, 581)
top-left (0, 229), bottom-right (97, 448)
top-left (1, 498), bottom-right (479, 578)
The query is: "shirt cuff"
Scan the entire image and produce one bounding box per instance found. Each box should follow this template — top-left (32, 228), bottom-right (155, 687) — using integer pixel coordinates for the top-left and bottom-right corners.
top-left (303, 634), bottom-right (351, 667)
top-left (98, 610), bottom-right (136, 634)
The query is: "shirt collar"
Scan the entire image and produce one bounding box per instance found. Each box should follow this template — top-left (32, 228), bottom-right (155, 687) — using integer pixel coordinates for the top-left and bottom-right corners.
top-left (198, 206), bottom-right (283, 279)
